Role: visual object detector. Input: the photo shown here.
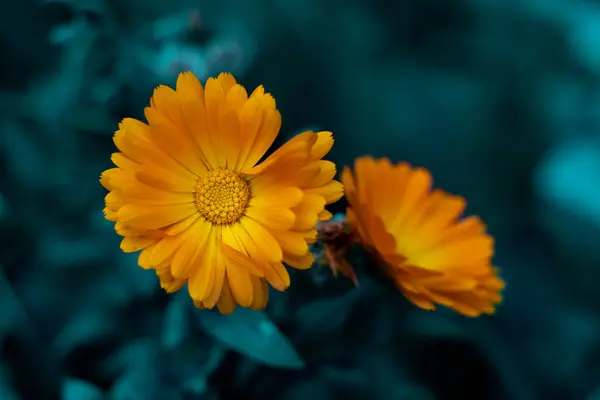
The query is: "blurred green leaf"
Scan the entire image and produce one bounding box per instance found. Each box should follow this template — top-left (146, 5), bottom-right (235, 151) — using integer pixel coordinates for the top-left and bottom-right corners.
top-left (587, 386), bottom-right (600, 400)
top-left (62, 378), bottom-right (103, 400)
top-left (108, 340), bottom-right (159, 400)
top-left (0, 364), bottom-right (19, 400)
top-left (160, 293), bottom-right (190, 350)
top-left (404, 311), bottom-right (469, 341)
top-left (197, 308), bottom-right (304, 369)
top-left (181, 376), bottom-right (208, 397)
top-left (0, 192), bottom-right (8, 223)
top-left (110, 369), bottom-right (159, 400)
top-left (0, 269), bottom-right (19, 333)
top-left (293, 285), bottom-right (365, 340)
top-left (53, 310), bottom-right (117, 359)
top-left (101, 340), bottom-right (154, 377)
top-left (114, 255), bottom-right (158, 301)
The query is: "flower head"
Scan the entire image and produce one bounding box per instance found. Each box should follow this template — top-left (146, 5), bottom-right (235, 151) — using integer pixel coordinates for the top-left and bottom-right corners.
top-left (342, 156), bottom-right (503, 317)
top-left (101, 72), bottom-right (343, 314)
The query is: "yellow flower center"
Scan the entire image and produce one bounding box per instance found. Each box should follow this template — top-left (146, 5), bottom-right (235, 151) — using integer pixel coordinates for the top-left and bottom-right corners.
top-left (195, 169), bottom-right (250, 224)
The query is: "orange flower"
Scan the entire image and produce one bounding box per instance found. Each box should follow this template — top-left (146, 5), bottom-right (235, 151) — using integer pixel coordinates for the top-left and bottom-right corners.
top-left (101, 72), bottom-right (343, 314)
top-left (342, 156), bottom-right (504, 317)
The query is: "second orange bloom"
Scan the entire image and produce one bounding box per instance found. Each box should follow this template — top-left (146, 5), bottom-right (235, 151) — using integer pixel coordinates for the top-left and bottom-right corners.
top-left (341, 156), bottom-right (504, 317)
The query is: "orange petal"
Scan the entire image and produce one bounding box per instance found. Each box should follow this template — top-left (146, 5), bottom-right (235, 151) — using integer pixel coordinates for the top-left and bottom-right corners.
top-left (202, 227), bottom-right (226, 308)
top-left (204, 77), bottom-right (228, 168)
top-left (187, 227), bottom-right (218, 301)
top-left (245, 206), bottom-right (296, 231)
top-left (238, 87), bottom-right (280, 170)
top-left (239, 216), bottom-right (283, 262)
top-left (271, 230), bottom-right (309, 257)
top-left (284, 251), bottom-right (314, 270)
top-left (292, 193), bottom-right (325, 230)
top-left (135, 165), bottom-right (195, 193)
top-left (216, 277), bottom-right (237, 314)
top-left (305, 180), bottom-right (344, 204)
top-left (250, 276), bottom-right (269, 310)
top-left (226, 258), bottom-right (254, 308)
top-left (216, 72), bottom-right (238, 93)
top-left (176, 72), bottom-right (220, 169)
top-left (117, 203), bottom-right (197, 231)
top-left (232, 221), bottom-right (290, 291)
top-left (120, 236), bottom-right (159, 253)
top-left (221, 224), bottom-right (265, 277)
top-left (310, 131), bottom-right (334, 160)
top-left (220, 84), bottom-right (247, 169)
top-left (248, 186), bottom-right (303, 209)
top-left (170, 218), bottom-right (212, 279)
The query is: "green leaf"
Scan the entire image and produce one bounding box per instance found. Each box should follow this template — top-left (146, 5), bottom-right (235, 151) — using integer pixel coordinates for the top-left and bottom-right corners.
top-left (53, 310), bottom-right (117, 359)
top-left (62, 378), bottom-right (103, 400)
top-left (0, 364), bottom-right (18, 400)
top-left (0, 269), bottom-right (19, 333)
top-left (108, 341), bottom-right (159, 400)
top-left (197, 308), bottom-right (304, 369)
top-left (160, 292), bottom-right (190, 350)
top-left (294, 285), bottom-right (364, 339)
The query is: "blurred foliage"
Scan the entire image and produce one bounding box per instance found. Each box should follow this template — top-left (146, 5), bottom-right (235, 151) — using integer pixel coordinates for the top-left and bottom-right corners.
top-left (1, 0), bottom-right (600, 399)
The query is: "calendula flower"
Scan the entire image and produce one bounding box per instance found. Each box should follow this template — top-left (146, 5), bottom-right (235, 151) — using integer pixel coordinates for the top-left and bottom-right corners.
top-left (342, 156), bottom-right (504, 317)
top-left (101, 72), bottom-right (343, 314)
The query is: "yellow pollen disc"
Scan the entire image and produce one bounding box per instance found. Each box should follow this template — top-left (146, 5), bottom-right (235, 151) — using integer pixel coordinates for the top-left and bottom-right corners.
top-left (195, 169), bottom-right (251, 225)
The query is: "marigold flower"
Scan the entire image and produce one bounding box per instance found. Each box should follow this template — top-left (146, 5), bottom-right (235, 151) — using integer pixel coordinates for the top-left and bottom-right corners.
top-left (101, 72), bottom-right (343, 314)
top-left (342, 156), bottom-right (504, 317)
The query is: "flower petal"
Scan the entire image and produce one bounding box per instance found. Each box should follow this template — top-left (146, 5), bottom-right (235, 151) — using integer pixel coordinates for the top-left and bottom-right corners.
top-left (250, 276), bottom-right (269, 310)
top-left (216, 277), bottom-right (237, 314)
top-left (204, 77), bottom-right (228, 168)
top-left (120, 236), bottom-right (159, 253)
top-left (238, 87), bottom-right (280, 170)
top-left (245, 206), bottom-right (295, 231)
top-left (118, 203), bottom-right (197, 231)
top-left (232, 221), bottom-right (290, 291)
top-left (171, 218), bottom-right (212, 279)
top-left (202, 226), bottom-right (226, 308)
top-left (248, 186), bottom-right (303, 209)
top-left (176, 72), bottom-right (220, 169)
top-left (271, 229), bottom-right (309, 257)
top-left (187, 227), bottom-right (218, 301)
top-left (221, 224), bottom-right (265, 277)
top-left (239, 216), bottom-right (283, 262)
top-left (292, 193), bottom-right (325, 231)
top-left (226, 259), bottom-right (254, 308)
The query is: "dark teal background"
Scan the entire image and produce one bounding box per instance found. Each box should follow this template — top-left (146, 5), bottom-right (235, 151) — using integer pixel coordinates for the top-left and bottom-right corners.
top-left (1, 0), bottom-right (600, 399)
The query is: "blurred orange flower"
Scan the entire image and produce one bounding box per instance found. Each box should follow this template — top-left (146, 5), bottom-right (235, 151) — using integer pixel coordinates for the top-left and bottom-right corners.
top-left (101, 72), bottom-right (343, 314)
top-left (341, 156), bottom-right (504, 317)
